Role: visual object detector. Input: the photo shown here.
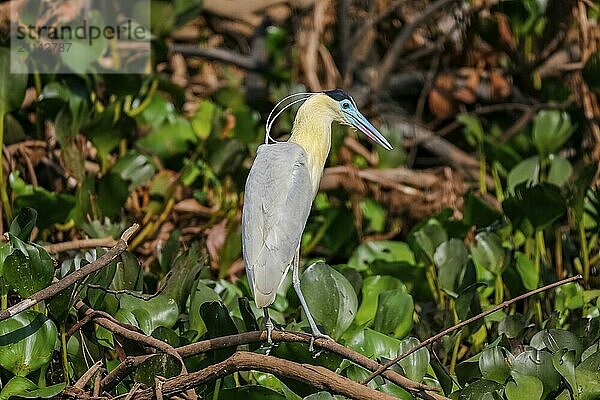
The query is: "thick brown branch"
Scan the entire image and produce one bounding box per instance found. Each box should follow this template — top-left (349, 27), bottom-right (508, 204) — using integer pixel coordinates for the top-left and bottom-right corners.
top-left (0, 224), bottom-right (139, 321)
top-left (362, 274), bottom-right (583, 384)
top-left (131, 351), bottom-right (396, 400)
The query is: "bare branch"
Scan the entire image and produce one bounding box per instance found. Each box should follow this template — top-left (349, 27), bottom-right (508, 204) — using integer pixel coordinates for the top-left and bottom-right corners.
top-left (131, 351), bottom-right (398, 400)
top-left (0, 224), bottom-right (139, 321)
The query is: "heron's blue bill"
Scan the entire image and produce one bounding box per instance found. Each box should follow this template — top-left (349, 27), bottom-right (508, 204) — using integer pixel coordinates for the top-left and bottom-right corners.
top-left (343, 109), bottom-right (393, 151)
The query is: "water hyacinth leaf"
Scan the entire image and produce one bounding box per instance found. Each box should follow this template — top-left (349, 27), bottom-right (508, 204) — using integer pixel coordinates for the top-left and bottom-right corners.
top-left (151, 326), bottom-right (180, 348)
top-left (96, 172), bottom-right (130, 219)
top-left (515, 252), bottom-right (538, 290)
top-left (373, 290), bottom-right (413, 339)
top-left (9, 207), bottom-right (37, 242)
top-left (462, 193), bottom-right (503, 228)
top-left (456, 353), bottom-right (483, 386)
top-left (354, 275), bottom-right (405, 326)
top-left (13, 189), bottom-right (75, 230)
top-left (188, 281), bottom-right (220, 337)
top-left (512, 349), bottom-right (561, 398)
top-left (576, 359), bottom-right (600, 400)
top-left (300, 262), bottom-right (358, 339)
top-left (200, 301), bottom-right (238, 362)
top-left (359, 328), bottom-right (401, 360)
top-left (137, 117), bottom-right (197, 162)
top-left (348, 241), bottom-right (415, 272)
top-left (0, 376), bottom-right (65, 400)
top-left (4, 243), bottom-right (54, 298)
top-left (552, 350), bottom-right (577, 395)
top-left (120, 293), bottom-right (179, 335)
top-left (507, 156), bottom-right (540, 193)
top-left (458, 113), bottom-right (484, 145)
top-left (191, 99), bottom-right (216, 140)
top-left (503, 183), bottom-right (567, 230)
top-left (547, 155), bottom-right (573, 187)
top-left (111, 152), bottom-right (157, 189)
top-left (458, 379), bottom-right (502, 400)
top-left (498, 313), bottom-right (527, 339)
top-left (434, 239), bottom-right (469, 296)
top-left (532, 110), bottom-right (574, 157)
top-left (470, 232), bottom-right (507, 275)
top-left (411, 219), bottom-right (448, 263)
top-left (431, 356), bottom-right (454, 395)
top-left (530, 329), bottom-right (583, 361)
top-left (397, 337), bottom-right (430, 383)
top-left (505, 371), bottom-right (543, 400)
top-left (134, 353), bottom-right (182, 386)
top-left (0, 311), bottom-right (58, 376)
top-left (378, 383), bottom-right (413, 399)
top-left (479, 346), bottom-right (511, 384)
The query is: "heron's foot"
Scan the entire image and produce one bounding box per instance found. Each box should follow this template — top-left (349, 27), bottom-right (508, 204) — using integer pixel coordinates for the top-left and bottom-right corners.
top-left (308, 332), bottom-right (333, 354)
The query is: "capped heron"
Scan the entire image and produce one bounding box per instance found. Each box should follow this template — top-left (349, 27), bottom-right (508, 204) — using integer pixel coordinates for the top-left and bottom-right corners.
top-left (242, 89), bottom-right (392, 346)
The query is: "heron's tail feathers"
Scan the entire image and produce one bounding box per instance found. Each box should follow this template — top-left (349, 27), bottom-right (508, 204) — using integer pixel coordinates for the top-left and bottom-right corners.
top-left (253, 289), bottom-right (277, 308)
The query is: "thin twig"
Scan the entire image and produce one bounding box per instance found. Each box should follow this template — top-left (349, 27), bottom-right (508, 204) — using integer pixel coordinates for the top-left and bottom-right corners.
top-left (361, 274), bottom-right (583, 384)
top-left (73, 360), bottom-right (103, 389)
top-left (0, 224), bottom-right (139, 321)
top-left (44, 236), bottom-right (117, 253)
top-left (131, 351), bottom-right (398, 400)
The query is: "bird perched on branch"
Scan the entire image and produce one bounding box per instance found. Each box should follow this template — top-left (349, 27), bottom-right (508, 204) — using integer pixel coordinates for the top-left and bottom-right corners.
top-left (242, 89), bottom-right (392, 348)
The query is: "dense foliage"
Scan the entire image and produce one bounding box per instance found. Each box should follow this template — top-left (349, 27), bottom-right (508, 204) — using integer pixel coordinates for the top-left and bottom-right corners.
top-left (0, 0), bottom-right (598, 399)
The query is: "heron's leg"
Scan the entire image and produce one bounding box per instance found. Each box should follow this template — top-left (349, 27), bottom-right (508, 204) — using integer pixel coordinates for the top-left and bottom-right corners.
top-left (292, 249), bottom-right (332, 352)
top-left (263, 308), bottom-right (274, 346)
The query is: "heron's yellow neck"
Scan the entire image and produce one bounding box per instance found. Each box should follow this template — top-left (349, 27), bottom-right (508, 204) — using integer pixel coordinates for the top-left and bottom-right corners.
top-left (288, 96), bottom-right (335, 194)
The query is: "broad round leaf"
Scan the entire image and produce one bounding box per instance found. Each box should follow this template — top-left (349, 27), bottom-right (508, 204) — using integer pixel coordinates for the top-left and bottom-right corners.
top-left (505, 371), bottom-right (543, 400)
top-left (515, 252), bottom-right (538, 290)
top-left (470, 232), bottom-right (507, 275)
top-left (4, 243), bottom-right (54, 298)
top-left (301, 262), bottom-right (358, 339)
top-left (530, 329), bottom-right (583, 362)
top-left (507, 156), bottom-right (540, 193)
top-left (120, 293), bottom-right (179, 335)
top-left (373, 290), bottom-right (413, 339)
top-left (552, 350), bottom-right (576, 394)
top-left (458, 379), bottom-right (502, 400)
top-left (9, 208), bottom-right (37, 242)
top-left (434, 239), bottom-right (469, 296)
top-left (0, 376), bottom-right (65, 400)
top-left (347, 241), bottom-right (415, 272)
top-left (512, 349), bottom-right (560, 398)
top-left (479, 346), bottom-right (512, 384)
top-left (532, 110), bottom-right (573, 157)
top-left (547, 155), bottom-right (572, 187)
top-left (188, 280), bottom-right (220, 338)
top-left (134, 353), bottom-right (181, 386)
top-left (397, 337), bottom-right (430, 383)
top-left (0, 311), bottom-right (58, 376)
top-left (355, 275), bottom-right (406, 326)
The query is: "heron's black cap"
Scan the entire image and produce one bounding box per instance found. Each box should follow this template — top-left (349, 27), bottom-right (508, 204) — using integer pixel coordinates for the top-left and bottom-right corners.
top-left (324, 89), bottom-right (351, 102)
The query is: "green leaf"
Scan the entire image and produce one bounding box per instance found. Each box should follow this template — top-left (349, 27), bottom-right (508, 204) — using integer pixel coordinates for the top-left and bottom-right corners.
top-left (188, 281), bottom-right (220, 337)
top-left (552, 350), bottom-right (577, 396)
top-left (372, 290), bottom-right (413, 339)
top-left (120, 293), bottom-right (179, 335)
top-left (137, 117), bottom-right (197, 162)
top-left (354, 276), bottom-right (405, 326)
top-left (434, 239), bottom-right (469, 296)
top-left (470, 232), bottom-right (507, 275)
top-left (479, 346), bottom-right (512, 384)
top-left (411, 219), bottom-right (448, 263)
top-left (9, 208), bottom-right (37, 242)
top-left (0, 376), bottom-right (65, 400)
top-left (512, 349), bottom-right (561, 399)
top-left (97, 172), bottom-right (129, 219)
top-left (458, 113), bottom-right (485, 145)
top-left (345, 328), bottom-right (400, 360)
top-left (0, 311), bottom-right (58, 376)
top-left (134, 353), bottom-right (182, 386)
top-left (4, 236), bottom-right (54, 298)
top-left (532, 110), bottom-right (574, 157)
top-left (397, 337), bottom-right (430, 382)
top-left (547, 155), bottom-right (572, 187)
top-left (515, 252), bottom-right (538, 290)
top-left (530, 329), bottom-right (583, 361)
top-left (458, 379), bottom-right (502, 400)
top-left (348, 241), bottom-right (415, 272)
top-left (498, 313), bottom-right (526, 339)
top-left (0, 48), bottom-right (28, 115)
top-left (191, 99), bottom-right (216, 140)
top-left (199, 301), bottom-right (238, 362)
top-left (507, 156), bottom-right (540, 193)
top-left (13, 189), bottom-right (75, 230)
top-left (300, 262), bottom-right (358, 339)
top-left (505, 371), bottom-right (543, 400)
top-left (503, 183), bottom-right (567, 230)
top-left (112, 152), bottom-right (156, 189)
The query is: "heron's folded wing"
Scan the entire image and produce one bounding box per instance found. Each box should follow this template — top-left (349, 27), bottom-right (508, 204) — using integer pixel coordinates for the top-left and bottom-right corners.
top-left (242, 142), bottom-right (313, 306)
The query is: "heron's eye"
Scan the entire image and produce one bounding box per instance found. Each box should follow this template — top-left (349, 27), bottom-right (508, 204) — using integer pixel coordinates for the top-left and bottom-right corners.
top-left (342, 102), bottom-right (350, 110)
